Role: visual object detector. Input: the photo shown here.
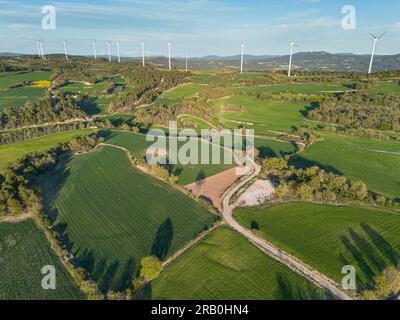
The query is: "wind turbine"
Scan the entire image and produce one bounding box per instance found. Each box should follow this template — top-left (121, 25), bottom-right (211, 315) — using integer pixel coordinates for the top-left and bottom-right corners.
top-left (240, 44), bottom-right (245, 74)
top-left (36, 41), bottom-right (42, 58)
top-left (63, 39), bottom-right (68, 60)
top-left (288, 42), bottom-right (298, 77)
top-left (92, 40), bottom-right (97, 60)
top-left (116, 42), bottom-right (121, 63)
top-left (106, 41), bottom-right (111, 62)
top-left (141, 42), bottom-right (145, 67)
top-left (368, 31), bottom-right (386, 74)
top-left (39, 41), bottom-right (45, 59)
top-left (168, 43), bottom-right (172, 70)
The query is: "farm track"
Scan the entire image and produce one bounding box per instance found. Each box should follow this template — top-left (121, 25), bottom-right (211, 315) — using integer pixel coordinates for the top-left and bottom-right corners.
top-left (163, 221), bottom-right (224, 268)
top-left (220, 162), bottom-right (354, 301)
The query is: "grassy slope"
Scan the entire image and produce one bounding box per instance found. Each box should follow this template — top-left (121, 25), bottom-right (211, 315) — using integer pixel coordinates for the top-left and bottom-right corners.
top-left (223, 83), bottom-right (351, 95)
top-left (0, 71), bottom-right (51, 111)
top-left (235, 202), bottom-right (400, 288)
top-left (0, 220), bottom-right (83, 300)
top-left (154, 83), bottom-right (204, 106)
top-left (39, 146), bottom-right (215, 292)
top-left (290, 133), bottom-right (400, 200)
top-left (104, 130), bottom-right (234, 185)
top-left (0, 129), bottom-right (95, 172)
top-left (215, 96), bottom-right (307, 133)
top-left (141, 227), bottom-right (331, 300)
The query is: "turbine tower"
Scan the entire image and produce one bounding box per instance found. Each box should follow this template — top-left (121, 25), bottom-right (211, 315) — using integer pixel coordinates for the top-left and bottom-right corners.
top-left (240, 44), bottom-right (245, 74)
top-left (106, 41), bottom-right (111, 62)
top-left (40, 41), bottom-right (45, 59)
top-left (288, 42), bottom-right (298, 77)
top-left (63, 39), bottom-right (68, 60)
top-left (368, 31), bottom-right (386, 74)
top-left (36, 41), bottom-right (42, 58)
top-left (116, 42), bottom-right (121, 63)
top-left (141, 42), bottom-right (145, 67)
top-left (92, 40), bottom-right (97, 60)
top-left (168, 43), bottom-right (172, 70)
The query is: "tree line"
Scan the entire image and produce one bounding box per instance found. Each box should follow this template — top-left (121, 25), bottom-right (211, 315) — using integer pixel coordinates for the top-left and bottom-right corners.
top-left (307, 92), bottom-right (400, 132)
top-left (0, 91), bottom-right (87, 131)
top-left (263, 157), bottom-right (400, 210)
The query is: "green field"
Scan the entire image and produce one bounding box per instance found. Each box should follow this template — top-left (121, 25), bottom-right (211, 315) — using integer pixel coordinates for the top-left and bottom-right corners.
top-left (215, 95), bottom-right (307, 133)
top-left (0, 71), bottom-right (51, 111)
top-left (179, 115), bottom-right (214, 130)
top-left (139, 227), bottom-right (331, 300)
top-left (222, 83), bottom-right (351, 95)
top-left (0, 87), bottom-right (47, 111)
top-left (104, 130), bottom-right (235, 185)
top-left (39, 146), bottom-right (216, 292)
top-left (0, 71), bottom-right (51, 89)
top-left (290, 133), bottom-right (400, 200)
top-left (0, 220), bottom-right (84, 300)
top-left (369, 81), bottom-right (400, 95)
top-left (235, 202), bottom-right (400, 288)
top-left (154, 83), bottom-right (204, 106)
top-left (0, 129), bottom-right (95, 172)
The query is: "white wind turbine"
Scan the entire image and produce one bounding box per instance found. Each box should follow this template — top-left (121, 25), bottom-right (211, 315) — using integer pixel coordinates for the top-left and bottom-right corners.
top-left (39, 41), bottom-right (45, 59)
top-left (116, 42), bottom-right (121, 63)
top-left (63, 39), bottom-right (68, 60)
top-left (106, 41), bottom-right (111, 62)
top-left (240, 44), bottom-right (245, 74)
top-left (168, 42), bottom-right (172, 70)
top-left (36, 41), bottom-right (42, 58)
top-left (92, 40), bottom-right (97, 60)
top-left (288, 42), bottom-right (298, 77)
top-left (141, 42), bottom-right (145, 67)
top-left (368, 31), bottom-right (386, 74)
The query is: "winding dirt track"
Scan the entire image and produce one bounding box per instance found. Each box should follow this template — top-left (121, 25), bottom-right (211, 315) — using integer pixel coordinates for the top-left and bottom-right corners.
top-left (221, 162), bottom-right (354, 301)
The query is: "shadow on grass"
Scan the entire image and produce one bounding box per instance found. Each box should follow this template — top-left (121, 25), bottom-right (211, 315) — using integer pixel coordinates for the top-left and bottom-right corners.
top-left (151, 218), bottom-right (174, 260)
top-left (36, 152), bottom-right (138, 294)
top-left (274, 273), bottom-right (332, 300)
top-left (340, 225), bottom-right (400, 289)
top-left (288, 155), bottom-right (343, 176)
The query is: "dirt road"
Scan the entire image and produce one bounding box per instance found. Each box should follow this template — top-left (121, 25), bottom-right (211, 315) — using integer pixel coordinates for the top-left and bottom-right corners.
top-left (221, 162), bottom-right (354, 301)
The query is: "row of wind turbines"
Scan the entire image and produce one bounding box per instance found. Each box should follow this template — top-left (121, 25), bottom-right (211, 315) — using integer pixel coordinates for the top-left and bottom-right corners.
top-left (36, 32), bottom-right (387, 76)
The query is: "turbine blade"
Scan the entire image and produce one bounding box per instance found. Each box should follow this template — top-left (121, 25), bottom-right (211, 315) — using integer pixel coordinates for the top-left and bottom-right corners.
top-left (378, 30), bottom-right (387, 39)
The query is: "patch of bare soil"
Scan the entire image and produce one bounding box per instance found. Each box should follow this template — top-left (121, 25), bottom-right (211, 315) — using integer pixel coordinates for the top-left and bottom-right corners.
top-left (237, 179), bottom-right (275, 207)
top-left (185, 166), bottom-right (248, 211)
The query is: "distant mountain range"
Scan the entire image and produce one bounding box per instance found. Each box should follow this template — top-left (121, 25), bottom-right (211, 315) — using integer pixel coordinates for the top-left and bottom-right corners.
top-left (147, 51), bottom-right (400, 72)
top-left (2, 51), bottom-right (400, 72)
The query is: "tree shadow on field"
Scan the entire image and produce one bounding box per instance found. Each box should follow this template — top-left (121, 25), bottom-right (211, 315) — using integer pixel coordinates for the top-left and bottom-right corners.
top-left (288, 155), bottom-right (343, 176)
top-left (134, 283), bottom-right (153, 300)
top-left (360, 224), bottom-right (399, 266)
top-left (257, 146), bottom-right (277, 159)
top-left (151, 218), bottom-right (174, 260)
top-left (274, 273), bottom-right (330, 300)
top-left (340, 225), bottom-right (400, 290)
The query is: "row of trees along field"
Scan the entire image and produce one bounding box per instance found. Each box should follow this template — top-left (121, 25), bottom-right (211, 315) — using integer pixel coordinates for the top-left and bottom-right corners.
top-left (0, 91), bottom-right (87, 131)
top-left (0, 121), bottom-right (91, 144)
top-left (308, 92), bottom-right (400, 132)
top-left (109, 67), bottom-right (189, 112)
top-left (0, 134), bottom-right (103, 217)
top-left (263, 157), bottom-right (400, 210)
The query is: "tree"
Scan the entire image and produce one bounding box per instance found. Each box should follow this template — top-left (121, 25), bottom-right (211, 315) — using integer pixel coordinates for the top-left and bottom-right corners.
top-left (139, 256), bottom-right (163, 281)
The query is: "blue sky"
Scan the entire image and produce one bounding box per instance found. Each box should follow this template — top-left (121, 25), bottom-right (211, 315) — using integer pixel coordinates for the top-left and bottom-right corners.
top-left (0, 0), bottom-right (399, 57)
